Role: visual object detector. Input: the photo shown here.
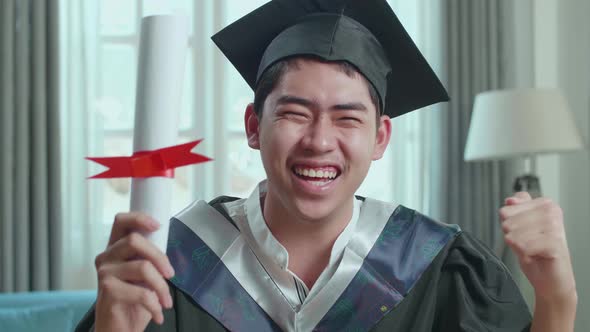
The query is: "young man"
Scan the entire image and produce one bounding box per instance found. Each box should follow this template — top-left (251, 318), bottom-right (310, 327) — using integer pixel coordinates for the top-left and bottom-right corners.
top-left (77, 0), bottom-right (577, 331)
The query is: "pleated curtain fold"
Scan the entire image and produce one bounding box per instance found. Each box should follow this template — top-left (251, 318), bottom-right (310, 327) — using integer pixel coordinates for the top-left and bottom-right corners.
top-left (0, 0), bottom-right (62, 292)
top-left (435, 0), bottom-right (523, 270)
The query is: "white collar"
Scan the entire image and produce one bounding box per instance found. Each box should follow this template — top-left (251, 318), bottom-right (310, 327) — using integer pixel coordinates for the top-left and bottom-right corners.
top-left (244, 180), bottom-right (360, 272)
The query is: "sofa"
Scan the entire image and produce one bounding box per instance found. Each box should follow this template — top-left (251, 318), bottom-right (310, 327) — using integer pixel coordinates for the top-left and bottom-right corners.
top-left (0, 290), bottom-right (96, 332)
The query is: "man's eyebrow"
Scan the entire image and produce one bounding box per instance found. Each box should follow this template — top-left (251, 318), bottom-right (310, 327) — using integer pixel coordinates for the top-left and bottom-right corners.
top-left (275, 95), bottom-right (368, 112)
top-left (276, 95), bottom-right (316, 108)
top-left (331, 102), bottom-right (368, 112)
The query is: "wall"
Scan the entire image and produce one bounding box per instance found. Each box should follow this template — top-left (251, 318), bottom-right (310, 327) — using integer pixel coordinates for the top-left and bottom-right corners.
top-left (530, 1), bottom-right (590, 330)
top-left (556, 1), bottom-right (590, 331)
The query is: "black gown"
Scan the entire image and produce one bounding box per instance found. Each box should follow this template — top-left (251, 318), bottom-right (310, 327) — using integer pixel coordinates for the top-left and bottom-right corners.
top-left (76, 197), bottom-right (532, 332)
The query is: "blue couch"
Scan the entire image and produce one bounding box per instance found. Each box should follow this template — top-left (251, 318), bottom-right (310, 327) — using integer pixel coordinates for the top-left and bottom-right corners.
top-left (0, 290), bottom-right (96, 332)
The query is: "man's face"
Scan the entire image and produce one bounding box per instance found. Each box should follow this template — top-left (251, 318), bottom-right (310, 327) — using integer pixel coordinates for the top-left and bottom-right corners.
top-left (245, 59), bottom-right (391, 223)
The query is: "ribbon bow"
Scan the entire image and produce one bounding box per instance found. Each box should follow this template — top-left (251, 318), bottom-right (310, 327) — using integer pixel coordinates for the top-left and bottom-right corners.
top-left (86, 139), bottom-right (211, 179)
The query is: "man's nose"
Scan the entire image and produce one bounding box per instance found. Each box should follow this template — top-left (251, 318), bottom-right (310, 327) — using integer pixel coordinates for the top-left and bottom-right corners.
top-left (300, 117), bottom-right (337, 153)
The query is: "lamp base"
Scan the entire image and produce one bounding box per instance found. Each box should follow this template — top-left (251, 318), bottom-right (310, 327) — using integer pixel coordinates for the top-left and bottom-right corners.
top-left (513, 174), bottom-right (542, 198)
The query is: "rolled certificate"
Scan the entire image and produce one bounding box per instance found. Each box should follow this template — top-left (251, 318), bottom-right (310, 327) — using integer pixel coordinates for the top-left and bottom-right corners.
top-left (130, 15), bottom-right (189, 253)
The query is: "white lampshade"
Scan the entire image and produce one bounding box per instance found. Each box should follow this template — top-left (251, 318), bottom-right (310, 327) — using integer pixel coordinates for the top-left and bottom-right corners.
top-left (464, 88), bottom-right (584, 161)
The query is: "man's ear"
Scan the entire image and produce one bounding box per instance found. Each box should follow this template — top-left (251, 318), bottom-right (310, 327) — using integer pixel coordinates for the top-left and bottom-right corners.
top-left (245, 103), bottom-right (261, 150)
top-left (372, 115), bottom-right (392, 160)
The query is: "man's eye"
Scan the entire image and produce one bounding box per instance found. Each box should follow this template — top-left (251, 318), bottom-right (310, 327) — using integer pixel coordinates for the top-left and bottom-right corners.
top-left (283, 111), bottom-right (307, 118)
top-left (340, 117), bottom-right (361, 123)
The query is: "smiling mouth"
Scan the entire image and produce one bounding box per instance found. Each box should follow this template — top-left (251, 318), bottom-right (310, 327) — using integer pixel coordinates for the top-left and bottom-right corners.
top-left (291, 166), bottom-right (341, 187)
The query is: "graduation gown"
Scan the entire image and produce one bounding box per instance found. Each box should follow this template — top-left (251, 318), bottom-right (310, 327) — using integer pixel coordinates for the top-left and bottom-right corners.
top-left (75, 196), bottom-right (532, 332)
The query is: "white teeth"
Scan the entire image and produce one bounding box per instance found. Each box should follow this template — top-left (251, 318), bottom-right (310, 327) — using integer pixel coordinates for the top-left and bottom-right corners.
top-left (294, 167), bottom-right (338, 179)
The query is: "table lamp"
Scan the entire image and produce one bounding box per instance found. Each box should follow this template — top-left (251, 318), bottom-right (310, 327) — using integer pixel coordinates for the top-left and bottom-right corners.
top-left (464, 88), bottom-right (584, 197)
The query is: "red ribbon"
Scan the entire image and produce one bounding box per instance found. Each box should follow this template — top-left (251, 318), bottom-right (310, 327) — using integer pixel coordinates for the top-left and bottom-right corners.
top-left (86, 139), bottom-right (212, 179)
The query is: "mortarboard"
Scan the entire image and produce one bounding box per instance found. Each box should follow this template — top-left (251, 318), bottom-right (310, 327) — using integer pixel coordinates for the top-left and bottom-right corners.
top-left (212, 0), bottom-right (448, 118)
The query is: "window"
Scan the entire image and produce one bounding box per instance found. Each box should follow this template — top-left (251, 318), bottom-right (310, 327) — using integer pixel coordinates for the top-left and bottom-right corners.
top-left (59, 0), bottom-right (434, 289)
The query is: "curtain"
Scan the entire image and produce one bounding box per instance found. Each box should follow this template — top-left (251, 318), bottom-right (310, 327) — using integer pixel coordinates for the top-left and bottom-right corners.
top-left (0, 0), bottom-right (62, 292)
top-left (434, 0), bottom-right (523, 273)
top-left (58, 0), bottom-right (100, 290)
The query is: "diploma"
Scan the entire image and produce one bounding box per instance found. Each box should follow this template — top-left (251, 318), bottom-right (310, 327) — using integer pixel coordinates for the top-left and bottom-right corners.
top-left (130, 15), bottom-right (189, 253)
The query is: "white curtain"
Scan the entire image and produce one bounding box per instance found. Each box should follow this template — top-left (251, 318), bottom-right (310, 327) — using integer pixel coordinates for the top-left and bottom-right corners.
top-left (58, 0), bottom-right (441, 289)
top-left (59, 0), bottom-right (99, 289)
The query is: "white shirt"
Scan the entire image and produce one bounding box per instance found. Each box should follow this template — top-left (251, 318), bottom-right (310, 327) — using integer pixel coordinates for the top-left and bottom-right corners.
top-left (224, 180), bottom-right (361, 312)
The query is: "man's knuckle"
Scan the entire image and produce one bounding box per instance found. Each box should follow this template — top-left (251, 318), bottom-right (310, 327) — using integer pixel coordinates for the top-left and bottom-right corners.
top-left (504, 233), bottom-right (514, 245)
top-left (498, 207), bottom-right (509, 219)
top-left (141, 289), bottom-right (156, 304)
top-left (540, 201), bottom-right (552, 213)
top-left (138, 260), bottom-right (153, 275)
top-left (132, 212), bottom-right (146, 224)
top-left (538, 197), bottom-right (553, 205)
top-left (96, 265), bottom-right (110, 280)
top-left (158, 281), bottom-right (168, 294)
top-left (127, 232), bottom-right (143, 248)
top-left (543, 203), bottom-right (563, 219)
top-left (114, 212), bottom-right (127, 224)
top-left (94, 252), bottom-right (106, 269)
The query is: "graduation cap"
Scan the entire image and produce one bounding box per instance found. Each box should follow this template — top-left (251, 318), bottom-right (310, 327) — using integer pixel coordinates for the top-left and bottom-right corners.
top-left (212, 0), bottom-right (448, 118)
